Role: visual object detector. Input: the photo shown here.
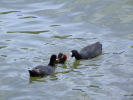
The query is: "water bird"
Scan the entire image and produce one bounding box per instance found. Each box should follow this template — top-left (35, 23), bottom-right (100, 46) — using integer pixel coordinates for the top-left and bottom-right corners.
top-left (29, 54), bottom-right (58, 77)
top-left (70, 42), bottom-right (102, 60)
top-left (56, 53), bottom-right (67, 64)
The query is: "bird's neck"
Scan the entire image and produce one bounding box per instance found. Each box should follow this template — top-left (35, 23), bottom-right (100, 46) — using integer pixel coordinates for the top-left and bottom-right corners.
top-left (48, 61), bottom-right (55, 66)
top-left (75, 53), bottom-right (81, 60)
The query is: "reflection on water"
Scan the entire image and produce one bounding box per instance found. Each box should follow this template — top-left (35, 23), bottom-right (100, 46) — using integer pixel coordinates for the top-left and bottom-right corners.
top-left (0, 55), bottom-right (7, 57)
top-left (50, 25), bottom-right (61, 27)
top-left (7, 30), bottom-right (50, 34)
top-left (29, 73), bottom-right (60, 83)
top-left (0, 46), bottom-right (7, 49)
top-left (0, 0), bottom-right (133, 100)
top-left (72, 88), bottom-right (86, 92)
top-left (29, 76), bottom-right (47, 83)
top-left (87, 85), bottom-right (100, 89)
top-left (19, 16), bottom-right (37, 19)
top-left (52, 35), bottom-right (72, 39)
top-left (0, 11), bottom-right (21, 14)
top-left (71, 60), bottom-right (81, 69)
top-left (29, 74), bottom-right (59, 83)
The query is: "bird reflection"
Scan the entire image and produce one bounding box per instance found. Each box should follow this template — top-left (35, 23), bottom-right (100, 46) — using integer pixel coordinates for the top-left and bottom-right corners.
top-left (71, 60), bottom-right (81, 69)
top-left (29, 76), bottom-right (47, 83)
top-left (29, 73), bottom-right (59, 83)
top-left (29, 60), bottom-right (82, 83)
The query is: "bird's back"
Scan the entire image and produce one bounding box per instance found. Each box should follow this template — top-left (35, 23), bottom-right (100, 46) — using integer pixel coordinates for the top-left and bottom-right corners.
top-left (30, 65), bottom-right (55, 76)
top-left (80, 42), bottom-right (102, 59)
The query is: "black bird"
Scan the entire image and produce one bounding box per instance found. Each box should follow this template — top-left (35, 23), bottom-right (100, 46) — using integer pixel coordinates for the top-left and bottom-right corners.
top-left (70, 42), bottom-right (102, 60)
top-left (56, 53), bottom-right (67, 64)
top-left (29, 54), bottom-right (57, 77)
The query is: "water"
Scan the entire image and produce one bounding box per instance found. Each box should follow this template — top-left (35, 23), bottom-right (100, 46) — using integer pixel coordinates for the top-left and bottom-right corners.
top-left (0, 0), bottom-right (133, 100)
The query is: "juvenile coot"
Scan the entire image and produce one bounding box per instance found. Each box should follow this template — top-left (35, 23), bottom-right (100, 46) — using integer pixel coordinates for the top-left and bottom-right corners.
top-left (70, 42), bottom-right (102, 60)
top-left (56, 53), bottom-right (67, 64)
top-left (29, 54), bottom-right (57, 77)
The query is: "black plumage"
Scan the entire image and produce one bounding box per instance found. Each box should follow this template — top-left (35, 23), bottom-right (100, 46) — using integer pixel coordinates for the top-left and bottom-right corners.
top-left (70, 42), bottom-right (102, 60)
top-left (29, 54), bottom-right (57, 77)
top-left (56, 53), bottom-right (67, 64)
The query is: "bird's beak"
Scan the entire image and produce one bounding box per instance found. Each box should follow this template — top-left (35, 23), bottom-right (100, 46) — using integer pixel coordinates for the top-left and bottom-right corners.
top-left (68, 52), bottom-right (72, 60)
top-left (62, 55), bottom-right (64, 58)
top-left (56, 58), bottom-right (59, 62)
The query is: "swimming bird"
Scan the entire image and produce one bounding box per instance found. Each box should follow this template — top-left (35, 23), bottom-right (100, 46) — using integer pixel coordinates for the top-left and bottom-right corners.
top-left (29, 54), bottom-right (57, 77)
top-left (56, 53), bottom-right (67, 64)
top-left (70, 42), bottom-right (102, 60)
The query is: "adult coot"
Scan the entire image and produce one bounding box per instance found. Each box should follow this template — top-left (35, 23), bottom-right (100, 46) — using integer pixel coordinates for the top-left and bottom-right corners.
top-left (70, 42), bottom-right (102, 60)
top-left (29, 54), bottom-right (57, 77)
top-left (56, 53), bottom-right (67, 64)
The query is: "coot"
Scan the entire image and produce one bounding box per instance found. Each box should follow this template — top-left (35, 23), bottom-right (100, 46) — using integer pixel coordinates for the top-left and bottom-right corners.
top-left (29, 54), bottom-right (57, 77)
top-left (70, 42), bottom-right (102, 60)
top-left (56, 53), bottom-right (67, 64)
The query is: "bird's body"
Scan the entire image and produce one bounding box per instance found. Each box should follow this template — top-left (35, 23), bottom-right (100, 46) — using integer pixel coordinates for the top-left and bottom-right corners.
top-left (29, 54), bottom-right (57, 77)
top-left (29, 65), bottom-right (55, 77)
top-left (56, 53), bottom-right (67, 64)
top-left (71, 42), bottom-right (102, 60)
